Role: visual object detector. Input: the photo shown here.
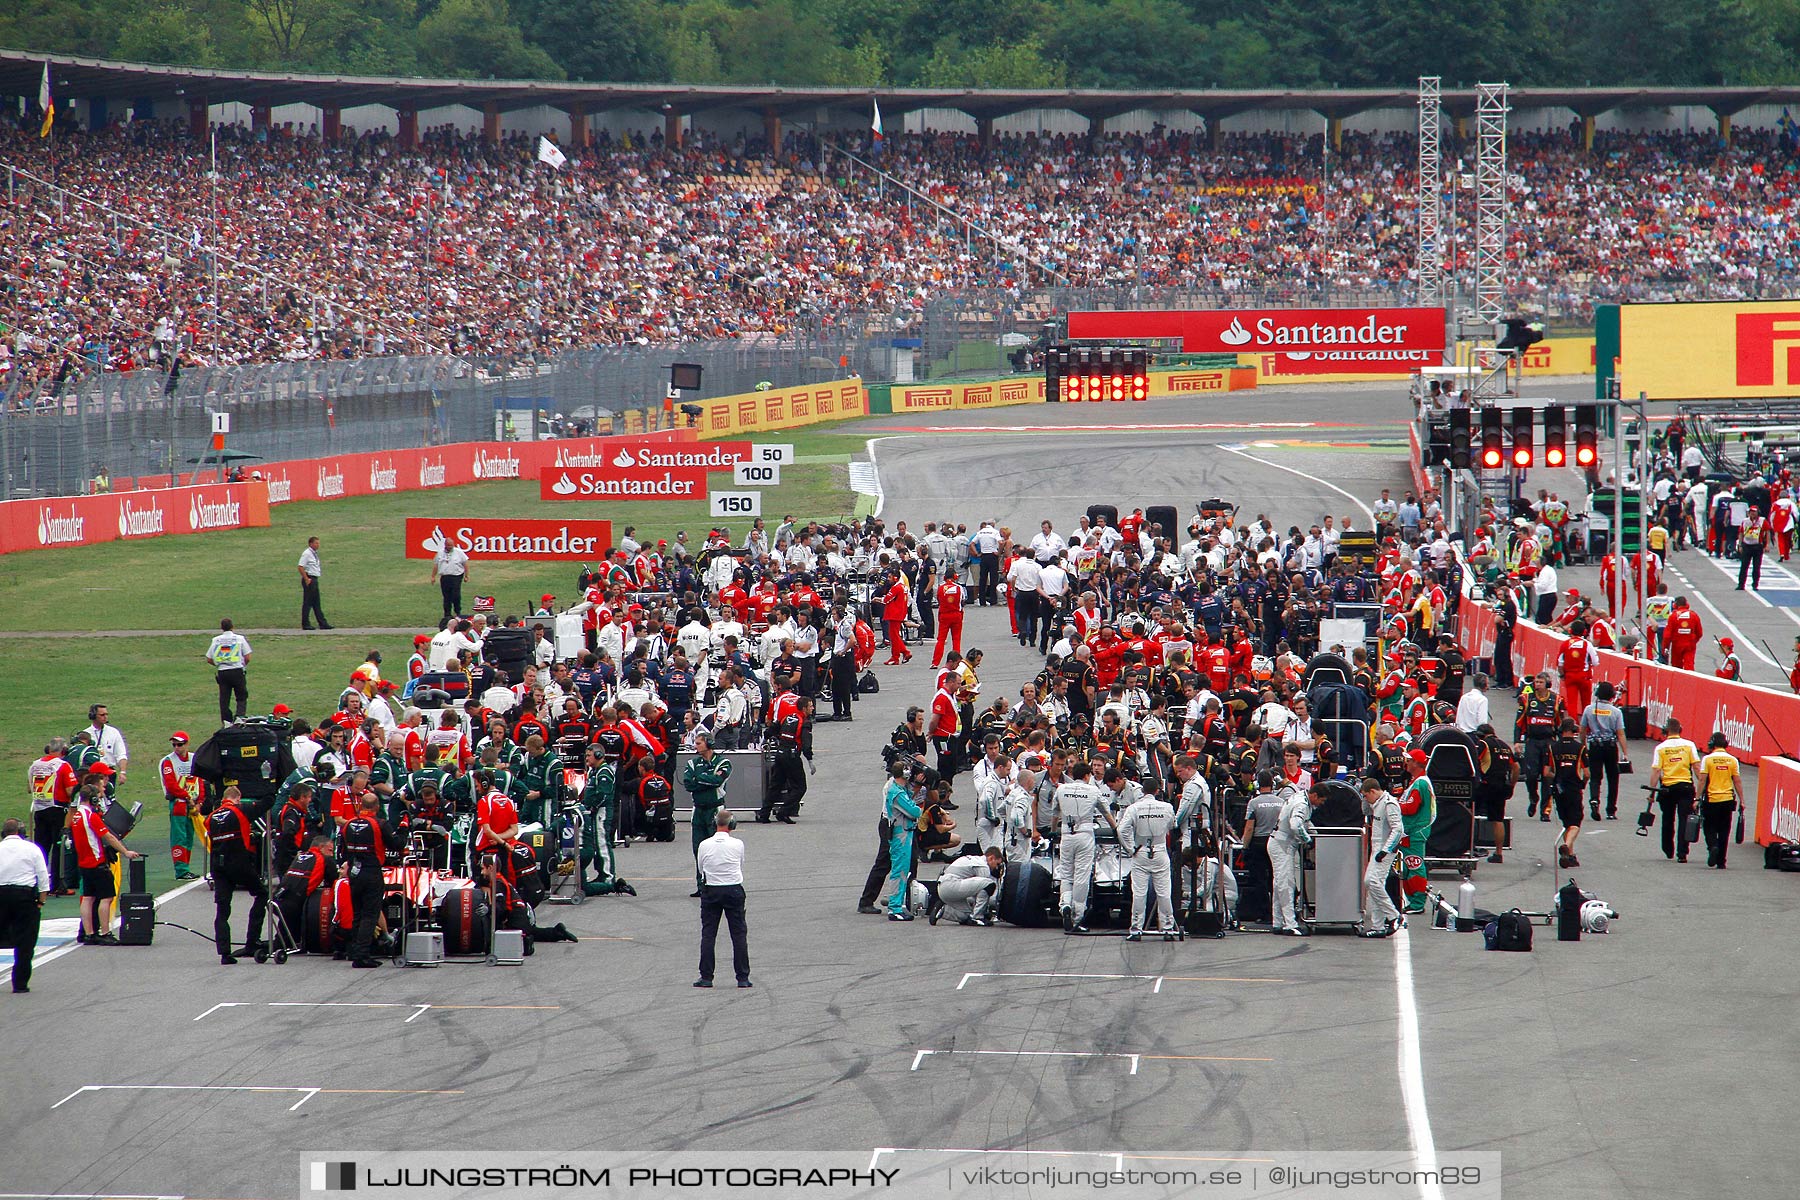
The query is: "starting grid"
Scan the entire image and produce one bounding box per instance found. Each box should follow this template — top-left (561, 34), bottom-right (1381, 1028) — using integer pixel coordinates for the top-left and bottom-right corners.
top-left (44, 965), bottom-right (1420, 1193)
top-left (869, 966), bottom-right (1293, 1169)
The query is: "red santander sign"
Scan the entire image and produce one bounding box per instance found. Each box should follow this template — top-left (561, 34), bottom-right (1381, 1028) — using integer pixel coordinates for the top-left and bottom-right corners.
top-left (540, 464), bottom-right (708, 501)
top-left (404, 518), bottom-right (613, 561)
top-left (1255, 348), bottom-right (1441, 376)
top-left (1068, 306), bottom-right (1446, 356)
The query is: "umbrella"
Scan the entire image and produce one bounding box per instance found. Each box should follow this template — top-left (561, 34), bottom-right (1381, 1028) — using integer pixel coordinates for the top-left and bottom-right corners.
top-left (186, 449), bottom-right (265, 464)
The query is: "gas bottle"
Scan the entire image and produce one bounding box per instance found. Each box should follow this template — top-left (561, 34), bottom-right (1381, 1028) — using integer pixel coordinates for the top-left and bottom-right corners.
top-left (1457, 878), bottom-right (1476, 920)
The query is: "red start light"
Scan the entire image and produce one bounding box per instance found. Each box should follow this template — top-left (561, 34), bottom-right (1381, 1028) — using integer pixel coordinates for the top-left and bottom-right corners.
top-left (1576, 446), bottom-right (1597, 466)
top-left (1545, 446), bottom-right (1566, 467)
top-left (1513, 447), bottom-right (1532, 467)
top-left (1482, 449), bottom-right (1504, 468)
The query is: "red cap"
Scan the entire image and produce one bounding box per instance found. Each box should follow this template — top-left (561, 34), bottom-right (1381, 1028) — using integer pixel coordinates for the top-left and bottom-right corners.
top-left (1720, 636), bottom-right (1734, 650)
top-left (1408, 749), bottom-right (1429, 766)
top-left (170, 731), bottom-right (190, 744)
top-left (1566, 587), bottom-right (1579, 597)
top-left (414, 634), bottom-right (431, 646)
top-left (272, 703), bottom-right (292, 716)
top-left (87, 763), bottom-right (115, 777)
top-left (541, 594), bottom-right (555, 605)
top-left (376, 680), bottom-right (398, 692)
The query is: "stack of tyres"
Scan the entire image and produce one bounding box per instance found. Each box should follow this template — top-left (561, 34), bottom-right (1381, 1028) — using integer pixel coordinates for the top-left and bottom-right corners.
top-left (1145, 505), bottom-right (1180, 541)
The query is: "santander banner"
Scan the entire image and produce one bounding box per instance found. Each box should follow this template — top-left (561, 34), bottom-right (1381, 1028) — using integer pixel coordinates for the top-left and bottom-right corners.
top-left (0, 482), bottom-right (271, 555)
top-left (256, 430), bottom-right (696, 506)
top-left (1, 430), bottom-right (697, 556)
top-left (1251, 348), bottom-right (1442, 376)
top-left (404, 518), bottom-right (614, 561)
top-left (1457, 598), bottom-right (1800, 767)
top-left (1755, 755), bottom-right (1800, 846)
top-left (1067, 306), bottom-right (1447, 360)
top-left (540, 464), bottom-right (709, 501)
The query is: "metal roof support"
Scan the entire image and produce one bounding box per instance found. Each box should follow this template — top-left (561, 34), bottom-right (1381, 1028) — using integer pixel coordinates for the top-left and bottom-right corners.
top-left (1417, 76), bottom-right (1443, 308)
top-left (1473, 81), bottom-right (1508, 324)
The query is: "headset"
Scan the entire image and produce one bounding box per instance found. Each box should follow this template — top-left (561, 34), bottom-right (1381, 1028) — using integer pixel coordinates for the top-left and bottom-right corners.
top-left (722, 813), bottom-right (739, 831)
top-left (88, 704), bottom-right (105, 722)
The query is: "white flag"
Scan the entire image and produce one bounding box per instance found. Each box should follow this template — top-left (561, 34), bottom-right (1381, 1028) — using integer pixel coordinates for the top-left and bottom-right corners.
top-left (537, 136), bottom-right (567, 169)
top-left (871, 97), bottom-right (883, 139)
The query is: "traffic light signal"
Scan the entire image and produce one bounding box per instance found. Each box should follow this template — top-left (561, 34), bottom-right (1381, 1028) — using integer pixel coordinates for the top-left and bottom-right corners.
top-left (1480, 408), bottom-right (1505, 469)
top-left (1542, 404), bottom-right (1566, 467)
top-left (1511, 407), bottom-right (1534, 467)
top-left (1449, 408), bottom-right (1472, 470)
top-left (1574, 405), bottom-right (1599, 467)
top-left (1047, 346), bottom-right (1150, 401)
top-left (1428, 421), bottom-right (1451, 466)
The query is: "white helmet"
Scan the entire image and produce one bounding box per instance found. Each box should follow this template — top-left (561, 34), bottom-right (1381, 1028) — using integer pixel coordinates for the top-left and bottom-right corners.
top-left (1250, 655), bottom-right (1274, 682)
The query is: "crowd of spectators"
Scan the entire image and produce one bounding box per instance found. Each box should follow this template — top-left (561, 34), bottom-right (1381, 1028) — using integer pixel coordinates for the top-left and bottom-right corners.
top-left (3, 117), bottom-right (1798, 401)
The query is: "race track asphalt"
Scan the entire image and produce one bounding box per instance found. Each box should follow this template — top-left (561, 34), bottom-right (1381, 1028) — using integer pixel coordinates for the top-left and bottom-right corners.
top-left (3, 382), bottom-right (1794, 1200)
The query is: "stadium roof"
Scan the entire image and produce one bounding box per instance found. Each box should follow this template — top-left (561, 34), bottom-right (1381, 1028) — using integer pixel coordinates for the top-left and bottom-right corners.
top-left (6, 50), bottom-right (1800, 121)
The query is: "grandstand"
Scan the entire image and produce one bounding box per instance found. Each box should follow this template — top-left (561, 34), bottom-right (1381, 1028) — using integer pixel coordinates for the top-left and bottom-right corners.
top-left (4, 53), bottom-right (1800, 439)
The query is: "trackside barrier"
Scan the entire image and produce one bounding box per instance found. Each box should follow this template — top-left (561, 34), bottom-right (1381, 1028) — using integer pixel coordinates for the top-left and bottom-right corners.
top-left (1457, 597), bottom-right (1800, 767)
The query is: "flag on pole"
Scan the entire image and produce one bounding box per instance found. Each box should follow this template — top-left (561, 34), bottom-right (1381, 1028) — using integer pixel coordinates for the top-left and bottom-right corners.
top-left (38, 60), bottom-right (53, 138)
top-left (537, 135), bottom-right (567, 169)
top-left (871, 97), bottom-right (883, 142)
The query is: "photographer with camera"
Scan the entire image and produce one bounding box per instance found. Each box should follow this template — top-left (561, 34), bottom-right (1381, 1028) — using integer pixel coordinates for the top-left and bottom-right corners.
top-left (203, 784), bottom-right (277, 965)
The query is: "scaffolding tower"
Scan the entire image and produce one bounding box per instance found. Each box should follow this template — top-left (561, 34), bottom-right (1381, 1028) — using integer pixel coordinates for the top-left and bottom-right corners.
top-left (1416, 76), bottom-right (1443, 308)
top-left (1473, 82), bottom-right (1509, 324)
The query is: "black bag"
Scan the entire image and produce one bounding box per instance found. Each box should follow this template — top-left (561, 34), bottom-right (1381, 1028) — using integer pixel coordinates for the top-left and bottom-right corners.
top-left (127, 856), bottom-right (147, 894)
top-left (859, 671), bottom-right (880, 695)
top-left (509, 841), bottom-right (548, 905)
top-left (415, 671), bottom-right (471, 701)
top-left (194, 720), bottom-right (296, 801)
top-left (1492, 908), bottom-right (1534, 951)
top-left (1621, 705), bottom-right (1649, 740)
top-left (996, 859), bottom-right (1057, 928)
top-left (117, 893), bottom-right (155, 946)
top-left (1556, 880), bottom-right (1584, 942)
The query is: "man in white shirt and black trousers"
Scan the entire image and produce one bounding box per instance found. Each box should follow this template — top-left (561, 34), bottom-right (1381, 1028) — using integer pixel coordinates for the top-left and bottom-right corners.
top-left (694, 810), bottom-right (751, 989)
top-left (0, 819), bottom-right (51, 992)
top-left (432, 540), bottom-right (471, 623)
top-left (298, 535), bottom-right (333, 630)
top-left (828, 603), bottom-right (858, 722)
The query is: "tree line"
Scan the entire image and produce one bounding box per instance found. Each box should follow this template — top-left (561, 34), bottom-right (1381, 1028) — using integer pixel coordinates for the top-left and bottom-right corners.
top-left (4, 0), bottom-right (1798, 90)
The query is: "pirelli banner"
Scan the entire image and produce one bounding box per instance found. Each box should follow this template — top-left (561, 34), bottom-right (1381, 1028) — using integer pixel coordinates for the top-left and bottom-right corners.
top-left (1610, 299), bottom-right (1800, 400)
top-left (891, 368), bottom-right (1254, 412)
top-left (892, 377), bottom-right (1047, 412)
top-left (695, 379), bottom-right (868, 437)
